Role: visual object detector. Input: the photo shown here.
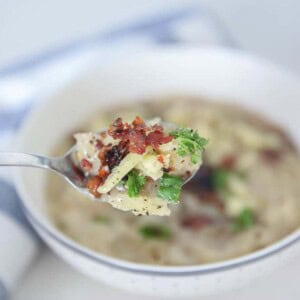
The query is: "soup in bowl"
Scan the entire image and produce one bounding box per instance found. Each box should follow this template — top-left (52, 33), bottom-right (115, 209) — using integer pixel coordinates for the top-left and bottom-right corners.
top-left (15, 48), bottom-right (300, 297)
top-left (48, 97), bottom-right (300, 266)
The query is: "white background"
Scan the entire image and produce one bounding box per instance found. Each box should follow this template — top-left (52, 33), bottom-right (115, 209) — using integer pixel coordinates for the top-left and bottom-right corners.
top-left (1, 0), bottom-right (300, 73)
top-left (1, 0), bottom-right (300, 298)
top-left (12, 249), bottom-right (300, 300)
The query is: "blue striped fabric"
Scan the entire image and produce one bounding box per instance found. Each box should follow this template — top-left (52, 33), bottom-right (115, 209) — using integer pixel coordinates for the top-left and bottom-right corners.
top-left (0, 180), bottom-right (36, 235)
top-left (0, 6), bottom-right (235, 77)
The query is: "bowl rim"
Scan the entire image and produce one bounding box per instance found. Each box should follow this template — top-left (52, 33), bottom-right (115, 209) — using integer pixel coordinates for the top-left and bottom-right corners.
top-left (15, 46), bottom-right (300, 275)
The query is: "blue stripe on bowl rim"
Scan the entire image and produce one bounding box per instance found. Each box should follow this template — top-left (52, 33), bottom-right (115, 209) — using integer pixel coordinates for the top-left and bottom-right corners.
top-left (21, 199), bottom-right (300, 276)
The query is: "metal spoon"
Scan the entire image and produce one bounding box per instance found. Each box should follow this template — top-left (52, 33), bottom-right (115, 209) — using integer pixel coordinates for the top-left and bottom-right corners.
top-left (0, 148), bottom-right (199, 198)
top-left (0, 146), bottom-right (89, 191)
top-left (0, 122), bottom-right (200, 198)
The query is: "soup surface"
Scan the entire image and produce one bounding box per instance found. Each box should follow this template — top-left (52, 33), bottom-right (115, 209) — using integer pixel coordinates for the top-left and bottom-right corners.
top-left (47, 97), bottom-right (300, 265)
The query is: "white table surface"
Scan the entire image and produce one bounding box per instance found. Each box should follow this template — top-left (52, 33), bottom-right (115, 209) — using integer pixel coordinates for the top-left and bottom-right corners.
top-left (12, 248), bottom-right (300, 299)
top-left (2, 0), bottom-right (300, 298)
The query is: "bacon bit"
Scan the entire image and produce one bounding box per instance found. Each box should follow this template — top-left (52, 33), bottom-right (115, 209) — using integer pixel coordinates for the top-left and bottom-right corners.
top-left (260, 148), bottom-right (282, 163)
top-left (132, 116), bottom-right (146, 129)
top-left (86, 176), bottom-right (102, 197)
top-left (108, 117), bottom-right (125, 139)
top-left (163, 166), bottom-right (175, 173)
top-left (107, 116), bottom-right (172, 154)
top-left (98, 147), bottom-right (107, 162)
top-left (220, 155), bottom-right (236, 170)
top-left (105, 141), bottom-right (129, 170)
top-left (151, 124), bottom-right (163, 131)
top-left (98, 167), bottom-right (109, 179)
top-left (145, 131), bottom-right (173, 150)
top-left (80, 159), bottom-right (93, 172)
top-left (132, 116), bottom-right (144, 125)
top-left (157, 155), bottom-right (164, 164)
top-left (95, 140), bottom-right (103, 149)
top-left (182, 215), bottom-right (212, 230)
top-left (199, 191), bottom-right (224, 211)
top-left (127, 131), bottom-right (146, 154)
top-left (85, 116), bottom-right (175, 197)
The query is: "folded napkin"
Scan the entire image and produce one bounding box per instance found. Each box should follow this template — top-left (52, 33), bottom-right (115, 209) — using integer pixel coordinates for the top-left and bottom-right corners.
top-left (0, 5), bottom-right (234, 299)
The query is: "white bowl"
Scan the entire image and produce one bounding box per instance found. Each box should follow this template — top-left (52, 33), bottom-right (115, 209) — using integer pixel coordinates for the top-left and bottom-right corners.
top-left (15, 47), bottom-right (300, 297)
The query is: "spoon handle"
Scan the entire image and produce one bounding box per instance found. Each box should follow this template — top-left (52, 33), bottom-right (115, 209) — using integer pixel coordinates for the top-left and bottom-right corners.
top-left (0, 152), bottom-right (51, 169)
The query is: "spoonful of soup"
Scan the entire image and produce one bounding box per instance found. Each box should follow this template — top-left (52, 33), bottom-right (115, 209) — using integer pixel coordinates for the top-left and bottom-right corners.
top-left (0, 116), bottom-right (208, 216)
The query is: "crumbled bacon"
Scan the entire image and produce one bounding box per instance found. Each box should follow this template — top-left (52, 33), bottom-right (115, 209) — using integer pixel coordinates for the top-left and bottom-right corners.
top-left (162, 166), bottom-right (174, 173)
top-left (132, 116), bottom-right (146, 130)
top-left (98, 166), bottom-right (109, 178)
top-left (220, 155), bottom-right (236, 170)
top-left (86, 176), bottom-right (102, 197)
top-left (127, 130), bottom-right (146, 154)
top-left (199, 191), bottom-right (224, 211)
top-left (80, 159), bottom-right (93, 172)
top-left (151, 124), bottom-right (164, 132)
top-left (182, 215), bottom-right (212, 230)
top-left (260, 148), bottom-right (282, 163)
top-left (108, 117), bottom-right (126, 139)
top-left (105, 141), bottom-right (129, 170)
top-left (157, 155), bottom-right (164, 164)
top-left (95, 139), bottom-right (103, 149)
top-left (98, 146), bottom-right (108, 162)
top-left (84, 116), bottom-right (174, 196)
top-left (107, 116), bottom-right (172, 154)
top-left (145, 131), bottom-right (173, 150)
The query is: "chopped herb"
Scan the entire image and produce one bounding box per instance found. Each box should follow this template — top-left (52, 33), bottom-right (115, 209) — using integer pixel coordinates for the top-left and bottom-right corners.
top-left (139, 224), bottom-right (171, 239)
top-left (93, 215), bottom-right (110, 224)
top-left (212, 169), bottom-right (231, 191)
top-left (232, 208), bottom-right (254, 232)
top-left (157, 173), bottom-right (183, 202)
top-left (170, 128), bottom-right (208, 164)
top-left (125, 169), bottom-right (146, 197)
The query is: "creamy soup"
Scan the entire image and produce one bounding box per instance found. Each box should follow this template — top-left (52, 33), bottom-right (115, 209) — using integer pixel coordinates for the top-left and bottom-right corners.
top-left (47, 97), bottom-right (300, 265)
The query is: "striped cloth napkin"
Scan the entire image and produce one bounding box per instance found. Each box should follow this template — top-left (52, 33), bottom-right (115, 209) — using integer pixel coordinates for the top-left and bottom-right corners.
top-left (0, 6), bottom-right (234, 299)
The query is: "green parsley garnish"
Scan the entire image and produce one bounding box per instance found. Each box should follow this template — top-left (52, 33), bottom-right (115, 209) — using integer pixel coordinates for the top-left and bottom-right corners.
top-left (170, 128), bottom-right (208, 164)
top-left (232, 208), bottom-right (254, 232)
top-left (139, 224), bottom-right (171, 239)
top-left (93, 215), bottom-right (110, 224)
top-left (125, 169), bottom-right (146, 197)
top-left (157, 173), bottom-right (183, 202)
top-left (211, 169), bottom-right (231, 191)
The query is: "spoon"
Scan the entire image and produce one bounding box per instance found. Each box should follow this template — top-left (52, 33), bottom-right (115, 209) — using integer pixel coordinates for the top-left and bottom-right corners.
top-left (0, 149), bottom-right (199, 198)
top-left (0, 147), bottom-right (91, 193)
top-left (0, 120), bottom-right (201, 200)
